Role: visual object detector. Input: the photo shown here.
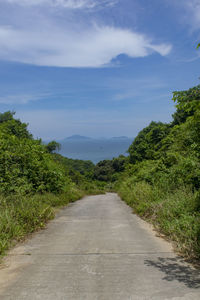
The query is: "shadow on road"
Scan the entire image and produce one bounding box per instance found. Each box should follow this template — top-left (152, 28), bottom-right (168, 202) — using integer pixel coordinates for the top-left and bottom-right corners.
top-left (144, 257), bottom-right (200, 289)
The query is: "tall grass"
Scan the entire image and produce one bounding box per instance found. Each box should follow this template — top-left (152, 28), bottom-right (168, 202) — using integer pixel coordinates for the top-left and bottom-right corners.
top-left (118, 181), bottom-right (200, 259)
top-left (0, 190), bottom-right (83, 257)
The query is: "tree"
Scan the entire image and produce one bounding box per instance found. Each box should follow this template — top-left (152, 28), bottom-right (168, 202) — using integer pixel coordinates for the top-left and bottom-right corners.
top-left (172, 85), bottom-right (200, 125)
top-left (46, 141), bottom-right (61, 153)
top-left (0, 111), bottom-right (32, 139)
top-left (0, 111), bottom-right (15, 123)
top-left (128, 121), bottom-right (170, 163)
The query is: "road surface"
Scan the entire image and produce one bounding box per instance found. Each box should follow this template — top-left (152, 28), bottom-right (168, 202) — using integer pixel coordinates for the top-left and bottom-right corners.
top-left (0, 193), bottom-right (200, 299)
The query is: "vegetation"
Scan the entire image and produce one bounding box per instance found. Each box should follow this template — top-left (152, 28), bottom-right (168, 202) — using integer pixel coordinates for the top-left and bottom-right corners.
top-left (0, 192), bottom-right (83, 256)
top-left (46, 141), bottom-right (61, 153)
top-left (1, 82), bottom-right (200, 261)
top-left (98, 84), bottom-right (200, 260)
top-left (93, 155), bottom-right (127, 182)
top-left (0, 112), bottom-right (103, 257)
top-left (53, 153), bottom-right (95, 177)
top-left (52, 153), bottom-right (105, 194)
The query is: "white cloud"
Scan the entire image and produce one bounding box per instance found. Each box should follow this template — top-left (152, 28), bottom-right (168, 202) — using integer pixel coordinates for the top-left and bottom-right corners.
top-left (2, 0), bottom-right (117, 9)
top-left (0, 93), bottom-right (49, 104)
top-left (0, 0), bottom-right (171, 67)
top-left (0, 25), bottom-right (172, 67)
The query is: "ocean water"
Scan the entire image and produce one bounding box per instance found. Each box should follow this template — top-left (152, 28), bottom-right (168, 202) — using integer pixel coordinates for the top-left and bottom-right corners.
top-left (58, 138), bottom-right (133, 164)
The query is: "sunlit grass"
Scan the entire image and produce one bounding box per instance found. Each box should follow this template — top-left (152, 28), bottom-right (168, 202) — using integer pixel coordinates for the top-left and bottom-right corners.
top-left (118, 181), bottom-right (200, 259)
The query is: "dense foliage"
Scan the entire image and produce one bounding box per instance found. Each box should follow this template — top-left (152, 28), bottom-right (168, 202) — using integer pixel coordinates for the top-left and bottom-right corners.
top-left (53, 153), bottom-right (95, 177)
top-left (128, 122), bottom-right (170, 163)
top-left (97, 84), bottom-right (200, 259)
top-left (52, 153), bottom-right (105, 193)
top-left (0, 112), bottom-right (103, 257)
top-left (93, 155), bottom-right (127, 182)
top-left (46, 141), bottom-right (61, 153)
top-left (0, 114), bottom-right (66, 194)
top-left (1, 82), bottom-right (200, 260)
top-left (118, 84), bottom-right (200, 259)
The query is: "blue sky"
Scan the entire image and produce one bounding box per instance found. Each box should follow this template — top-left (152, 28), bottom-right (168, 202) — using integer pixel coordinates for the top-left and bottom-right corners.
top-left (0, 0), bottom-right (200, 139)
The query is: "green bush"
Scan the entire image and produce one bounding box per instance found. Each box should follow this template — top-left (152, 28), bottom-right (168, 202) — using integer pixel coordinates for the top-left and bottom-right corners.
top-left (116, 84), bottom-right (200, 259)
top-left (0, 111), bottom-right (103, 258)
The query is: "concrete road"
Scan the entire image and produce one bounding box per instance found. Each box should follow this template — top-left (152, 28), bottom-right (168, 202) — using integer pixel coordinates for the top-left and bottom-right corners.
top-left (0, 193), bottom-right (200, 300)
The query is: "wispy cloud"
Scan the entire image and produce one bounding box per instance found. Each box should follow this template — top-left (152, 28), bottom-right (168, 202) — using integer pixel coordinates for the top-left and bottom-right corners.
top-left (0, 93), bottom-right (49, 104)
top-left (0, 25), bottom-right (172, 67)
top-left (2, 0), bottom-right (118, 9)
top-left (108, 77), bottom-right (168, 101)
top-left (0, 0), bottom-right (172, 68)
top-left (184, 0), bottom-right (200, 28)
top-left (169, 0), bottom-right (200, 30)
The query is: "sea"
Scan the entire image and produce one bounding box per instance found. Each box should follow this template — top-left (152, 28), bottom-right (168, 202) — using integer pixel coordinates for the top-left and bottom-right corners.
top-left (58, 136), bottom-right (133, 164)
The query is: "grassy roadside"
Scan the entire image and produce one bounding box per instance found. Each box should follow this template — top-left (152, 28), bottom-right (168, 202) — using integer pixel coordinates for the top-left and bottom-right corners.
top-left (0, 112), bottom-right (107, 261)
top-left (0, 190), bottom-right (84, 259)
top-left (117, 181), bottom-right (200, 261)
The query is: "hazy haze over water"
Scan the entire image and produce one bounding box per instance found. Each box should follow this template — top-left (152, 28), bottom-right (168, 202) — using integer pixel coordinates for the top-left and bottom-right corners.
top-left (58, 136), bottom-right (133, 164)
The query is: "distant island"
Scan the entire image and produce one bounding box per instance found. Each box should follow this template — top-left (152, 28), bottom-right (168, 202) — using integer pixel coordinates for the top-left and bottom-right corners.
top-left (64, 135), bottom-right (92, 140)
top-left (61, 135), bottom-right (130, 141)
top-left (111, 136), bottom-right (129, 139)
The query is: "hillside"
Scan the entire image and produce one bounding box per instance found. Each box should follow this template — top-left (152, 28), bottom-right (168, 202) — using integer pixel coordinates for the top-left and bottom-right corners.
top-left (0, 83), bottom-right (200, 261)
top-left (94, 84), bottom-right (200, 260)
top-left (0, 112), bottom-right (103, 257)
